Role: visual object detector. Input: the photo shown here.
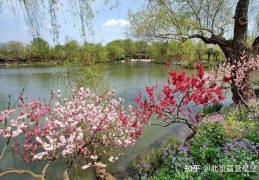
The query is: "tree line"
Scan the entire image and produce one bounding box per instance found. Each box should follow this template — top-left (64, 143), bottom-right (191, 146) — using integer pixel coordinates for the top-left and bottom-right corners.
top-left (0, 37), bottom-right (225, 64)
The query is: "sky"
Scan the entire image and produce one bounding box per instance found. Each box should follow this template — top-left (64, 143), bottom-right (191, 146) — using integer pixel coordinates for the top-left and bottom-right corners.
top-left (0, 0), bottom-right (142, 46)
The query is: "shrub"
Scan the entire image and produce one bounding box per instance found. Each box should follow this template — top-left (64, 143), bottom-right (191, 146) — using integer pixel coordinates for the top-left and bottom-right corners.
top-left (189, 122), bottom-right (226, 165)
top-left (225, 99), bottom-right (259, 122)
top-left (242, 122), bottom-right (259, 143)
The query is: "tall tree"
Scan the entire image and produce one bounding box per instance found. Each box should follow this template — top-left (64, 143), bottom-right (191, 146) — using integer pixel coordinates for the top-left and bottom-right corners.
top-left (52, 44), bottom-right (65, 60)
top-left (106, 40), bottom-right (125, 61)
top-left (92, 43), bottom-right (108, 63)
top-left (6, 41), bottom-right (26, 59)
top-left (147, 41), bottom-right (169, 61)
top-left (31, 37), bottom-right (50, 60)
top-left (122, 39), bottom-right (136, 59)
top-left (64, 39), bottom-right (80, 61)
top-left (128, 0), bottom-right (259, 103)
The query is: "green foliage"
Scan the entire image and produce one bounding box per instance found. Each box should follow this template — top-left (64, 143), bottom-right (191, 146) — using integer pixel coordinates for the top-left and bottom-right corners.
top-left (52, 44), bottom-right (65, 60)
top-left (219, 138), bottom-right (259, 179)
top-left (182, 60), bottom-right (196, 69)
top-left (5, 41), bottom-right (26, 58)
top-left (0, 37), bottom-right (224, 69)
top-left (122, 39), bottom-right (136, 59)
top-left (128, 136), bottom-right (177, 179)
top-left (106, 40), bottom-right (125, 61)
top-left (202, 104), bottom-right (223, 115)
top-left (147, 41), bottom-right (168, 61)
top-left (221, 99), bottom-right (258, 123)
top-left (242, 122), bottom-right (259, 143)
top-left (190, 122), bottom-right (227, 165)
top-left (64, 39), bottom-right (80, 62)
top-left (150, 145), bottom-right (198, 180)
top-left (30, 37), bottom-right (50, 60)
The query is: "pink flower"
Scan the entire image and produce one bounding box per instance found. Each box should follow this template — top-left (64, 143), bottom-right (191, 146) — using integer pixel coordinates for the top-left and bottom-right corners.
top-left (108, 156), bottom-right (115, 163)
top-left (0, 87), bottom-right (143, 168)
top-left (94, 162), bottom-right (106, 168)
top-left (90, 155), bottom-right (98, 160)
top-left (82, 163), bottom-right (92, 169)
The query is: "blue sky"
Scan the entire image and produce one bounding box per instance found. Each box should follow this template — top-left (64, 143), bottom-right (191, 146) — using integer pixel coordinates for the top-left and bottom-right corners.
top-left (0, 0), bottom-right (141, 46)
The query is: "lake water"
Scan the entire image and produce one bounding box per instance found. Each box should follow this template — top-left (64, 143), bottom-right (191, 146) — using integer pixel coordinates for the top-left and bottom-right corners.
top-left (0, 63), bottom-right (258, 179)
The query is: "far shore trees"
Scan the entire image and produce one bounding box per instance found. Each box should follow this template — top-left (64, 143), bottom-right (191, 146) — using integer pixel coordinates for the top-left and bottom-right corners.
top-left (1, 38), bottom-right (224, 64)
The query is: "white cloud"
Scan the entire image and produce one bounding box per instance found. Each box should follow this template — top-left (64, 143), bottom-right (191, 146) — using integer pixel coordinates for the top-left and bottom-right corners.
top-left (103, 19), bottom-right (130, 27)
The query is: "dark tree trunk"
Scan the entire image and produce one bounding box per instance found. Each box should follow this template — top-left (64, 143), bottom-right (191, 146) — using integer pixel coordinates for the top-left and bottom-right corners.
top-left (252, 36), bottom-right (259, 56)
top-left (95, 166), bottom-right (116, 180)
top-left (230, 0), bottom-right (256, 103)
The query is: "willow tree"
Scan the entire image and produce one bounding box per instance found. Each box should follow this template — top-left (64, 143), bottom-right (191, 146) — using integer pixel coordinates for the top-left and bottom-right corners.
top-left (0, 0), bottom-right (116, 42)
top-left (128, 0), bottom-right (259, 103)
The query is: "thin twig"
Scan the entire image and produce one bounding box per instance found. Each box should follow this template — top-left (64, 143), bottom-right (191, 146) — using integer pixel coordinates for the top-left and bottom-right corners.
top-left (0, 139), bottom-right (10, 161)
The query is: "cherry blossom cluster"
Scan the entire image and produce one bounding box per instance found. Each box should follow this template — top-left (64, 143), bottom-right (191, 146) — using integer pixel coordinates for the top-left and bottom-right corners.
top-left (204, 55), bottom-right (259, 90)
top-left (135, 63), bottom-right (228, 126)
top-left (233, 55), bottom-right (259, 89)
top-left (0, 87), bottom-right (143, 171)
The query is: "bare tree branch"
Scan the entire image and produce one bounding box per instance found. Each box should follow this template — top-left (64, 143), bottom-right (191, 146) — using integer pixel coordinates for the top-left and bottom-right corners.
top-left (211, 0), bottom-right (225, 29)
top-left (187, 34), bottom-right (232, 47)
top-left (0, 169), bottom-right (43, 179)
top-left (0, 139), bottom-right (10, 160)
top-left (41, 161), bottom-right (52, 179)
top-left (186, 0), bottom-right (203, 34)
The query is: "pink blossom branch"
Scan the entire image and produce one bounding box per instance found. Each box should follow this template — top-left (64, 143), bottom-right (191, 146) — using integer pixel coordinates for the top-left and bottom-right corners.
top-left (63, 140), bottom-right (93, 179)
top-left (1, 87), bottom-right (143, 177)
top-left (237, 89), bottom-right (249, 108)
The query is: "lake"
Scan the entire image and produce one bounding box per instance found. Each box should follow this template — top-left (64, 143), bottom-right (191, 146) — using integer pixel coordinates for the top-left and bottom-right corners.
top-left (0, 63), bottom-right (258, 179)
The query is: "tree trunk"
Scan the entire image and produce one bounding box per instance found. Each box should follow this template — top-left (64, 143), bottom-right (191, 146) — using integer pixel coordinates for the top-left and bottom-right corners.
top-left (252, 36), bottom-right (259, 56)
top-left (95, 166), bottom-right (117, 180)
top-left (231, 0), bottom-right (255, 103)
top-left (218, 0), bottom-right (255, 104)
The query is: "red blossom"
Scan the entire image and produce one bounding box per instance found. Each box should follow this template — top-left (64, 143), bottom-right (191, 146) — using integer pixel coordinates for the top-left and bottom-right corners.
top-left (135, 63), bottom-right (226, 128)
top-left (223, 76), bottom-right (231, 82)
